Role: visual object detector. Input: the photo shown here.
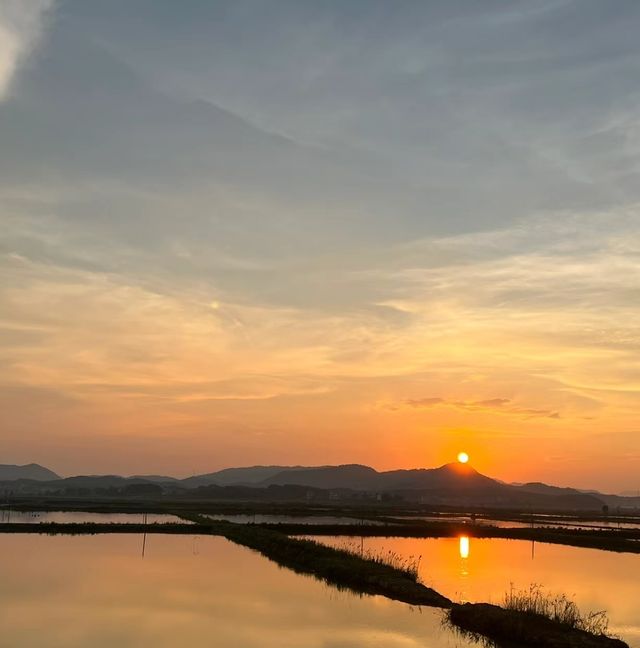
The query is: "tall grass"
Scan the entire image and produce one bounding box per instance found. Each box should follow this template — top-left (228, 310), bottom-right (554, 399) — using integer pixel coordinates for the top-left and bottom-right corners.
top-left (504, 584), bottom-right (611, 635)
top-left (336, 540), bottom-right (422, 581)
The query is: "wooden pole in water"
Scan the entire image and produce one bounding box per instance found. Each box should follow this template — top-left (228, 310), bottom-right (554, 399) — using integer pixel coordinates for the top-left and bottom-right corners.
top-left (141, 512), bottom-right (148, 558)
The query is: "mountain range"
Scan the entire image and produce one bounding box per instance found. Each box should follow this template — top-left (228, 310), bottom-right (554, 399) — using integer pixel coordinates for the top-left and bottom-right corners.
top-left (2, 462), bottom-right (638, 510)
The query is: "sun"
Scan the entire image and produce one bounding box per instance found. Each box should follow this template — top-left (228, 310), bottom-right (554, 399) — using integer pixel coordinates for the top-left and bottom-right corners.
top-left (457, 451), bottom-right (469, 464)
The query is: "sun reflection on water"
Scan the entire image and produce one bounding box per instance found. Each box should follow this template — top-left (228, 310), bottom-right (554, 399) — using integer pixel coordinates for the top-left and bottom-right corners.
top-left (459, 535), bottom-right (470, 559)
top-left (458, 535), bottom-right (470, 601)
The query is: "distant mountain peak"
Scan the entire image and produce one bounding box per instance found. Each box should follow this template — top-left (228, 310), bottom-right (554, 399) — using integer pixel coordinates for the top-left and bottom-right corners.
top-left (0, 463), bottom-right (61, 482)
top-left (439, 461), bottom-right (478, 472)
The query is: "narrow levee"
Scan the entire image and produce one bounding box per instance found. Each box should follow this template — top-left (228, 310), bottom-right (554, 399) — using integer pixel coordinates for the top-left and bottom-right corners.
top-left (0, 515), bottom-right (630, 647)
top-left (184, 513), bottom-right (452, 607)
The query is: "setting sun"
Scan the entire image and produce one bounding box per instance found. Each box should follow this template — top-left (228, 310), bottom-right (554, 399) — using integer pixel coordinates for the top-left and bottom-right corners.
top-left (0, 3), bottom-right (639, 648)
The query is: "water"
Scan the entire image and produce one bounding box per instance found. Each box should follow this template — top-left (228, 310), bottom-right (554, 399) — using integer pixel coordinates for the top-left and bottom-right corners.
top-left (0, 534), bottom-right (474, 648)
top-left (397, 514), bottom-right (640, 531)
top-left (309, 535), bottom-right (640, 647)
top-left (399, 515), bottom-right (532, 529)
top-left (527, 520), bottom-right (640, 531)
top-left (204, 513), bottom-right (387, 525)
top-left (0, 510), bottom-right (188, 524)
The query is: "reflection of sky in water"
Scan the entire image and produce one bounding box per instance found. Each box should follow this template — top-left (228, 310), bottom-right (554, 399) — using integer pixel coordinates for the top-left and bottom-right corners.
top-left (310, 535), bottom-right (640, 648)
top-left (0, 534), bottom-right (474, 648)
top-left (204, 514), bottom-right (386, 525)
top-left (400, 515), bottom-right (640, 531)
top-left (0, 511), bottom-right (188, 524)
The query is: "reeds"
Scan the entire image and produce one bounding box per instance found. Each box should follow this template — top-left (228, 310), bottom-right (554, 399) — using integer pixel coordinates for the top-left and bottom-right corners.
top-left (336, 540), bottom-right (421, 580)
top-left (503, 584), bottom-right (611, 635)
top-left (213, 522), bottom-right (451, 607)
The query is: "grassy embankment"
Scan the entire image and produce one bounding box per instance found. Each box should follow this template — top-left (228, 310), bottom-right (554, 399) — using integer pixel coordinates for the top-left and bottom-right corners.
top-left (1, 515), bottom-right (639, 553)
top-left (185, 513), bottom-right (629, 648)
top-left (258, 521), bottom-right (640, 553)
top-left (0, 516), bottom-right (449, 607)
top-left (184, 513), bottom-right (451, 607)
top-left (0, 515), bottom-right (629, 647)
top-left (449, 584), bottom-right (630, 648)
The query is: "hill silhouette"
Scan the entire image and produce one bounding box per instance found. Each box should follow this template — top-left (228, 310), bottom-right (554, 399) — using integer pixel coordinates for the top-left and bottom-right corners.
top-left (182, 465), bottom-right (305, 488)
top-left (2, 461), bottom-right (637, 510)
top-left (0, 464), bottom-right (60, 482)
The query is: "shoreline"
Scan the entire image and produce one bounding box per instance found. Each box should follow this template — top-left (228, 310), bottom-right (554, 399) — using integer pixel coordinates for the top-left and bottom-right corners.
top-left (0, 518), bottom-right (631, 647)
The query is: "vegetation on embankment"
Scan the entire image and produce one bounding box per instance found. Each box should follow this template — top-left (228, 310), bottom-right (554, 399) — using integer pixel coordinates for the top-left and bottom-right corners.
top-left (263, 522), bottom-right (640, 553)
top-left (447, 584), bottom-right (629, 647)
top-left (448, 602), bottom-right (628, 648)
top-left (2, 512), bottom-right (638, 553)
top-left (3, 489), bottom-right (640, 553)
top-left (503, 585), bottom-right (611, 635)
top-left (0, 522), bottom-right (199, 534)
top-left (0, 516), bottom-right (450, 607)
top-left (0, 516), bottom-right (630, 647)
top-left (4, 498), bottom-right (638, 530)
top-left (185, 513), bottom-right (451, 607)
top-left (333, 539), bottom-right (422, 580)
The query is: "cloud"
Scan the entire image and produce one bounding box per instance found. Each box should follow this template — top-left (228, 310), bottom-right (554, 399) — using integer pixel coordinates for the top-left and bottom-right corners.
top-left (0, 1), bottom-right (638, 485)
top-left (405, 397), bottom-right (444, 407)
top-left (403, 396), bottom-right (560, 419)
top-left (473, 398), bottom-right (511, 408)
top-left (0, 0), bottom-right (53, 100)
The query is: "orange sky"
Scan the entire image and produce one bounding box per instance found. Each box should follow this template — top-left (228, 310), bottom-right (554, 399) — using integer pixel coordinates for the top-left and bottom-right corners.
top-left (1, 2), bottom-right (639, 492)
top-left (2, 241), bottom-right (638, 491)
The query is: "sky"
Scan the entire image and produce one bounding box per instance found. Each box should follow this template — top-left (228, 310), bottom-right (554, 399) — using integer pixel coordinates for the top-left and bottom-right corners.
top-left (0, 0), bottom-right (639, 491)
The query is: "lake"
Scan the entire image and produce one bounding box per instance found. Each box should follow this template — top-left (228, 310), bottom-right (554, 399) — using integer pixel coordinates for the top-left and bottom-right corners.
top-left (0, 533), bottom-right (474, 648)
top-left (308, 535), bottom-right (640, 647)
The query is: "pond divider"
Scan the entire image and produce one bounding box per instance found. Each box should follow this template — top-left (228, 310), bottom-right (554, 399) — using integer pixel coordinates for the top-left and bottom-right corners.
top-left (0, 514), bottom-right (630, 647)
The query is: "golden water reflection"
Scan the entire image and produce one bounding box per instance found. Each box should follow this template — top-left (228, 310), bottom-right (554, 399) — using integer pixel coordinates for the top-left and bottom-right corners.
top-left (459, 535), bottom-right (470, 559)
top-left (313, 536), bottom-right (640, 648)
top-left (0, 534), bottom-right (474, 648)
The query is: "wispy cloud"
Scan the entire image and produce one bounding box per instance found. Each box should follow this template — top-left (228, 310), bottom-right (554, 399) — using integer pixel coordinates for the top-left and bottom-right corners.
top-left (0, 0), bottom-right (53, 100)
top-left (1, 1), bottom-right (639, 486)
top-left (404, 396), bottom-right (560, 419)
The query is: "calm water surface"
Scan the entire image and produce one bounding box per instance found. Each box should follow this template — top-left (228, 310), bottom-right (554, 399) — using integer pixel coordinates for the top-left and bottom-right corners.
top-left (398, 515), bottom-right (640, 530)
top-left (310, 535), bottom-right (640, 647)
top-left (204, 513), bottom-right (386, 525)
top-left (0, 534), bottom-right (474, 648)
top-left (0, 511), bottom-right (187, 524)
